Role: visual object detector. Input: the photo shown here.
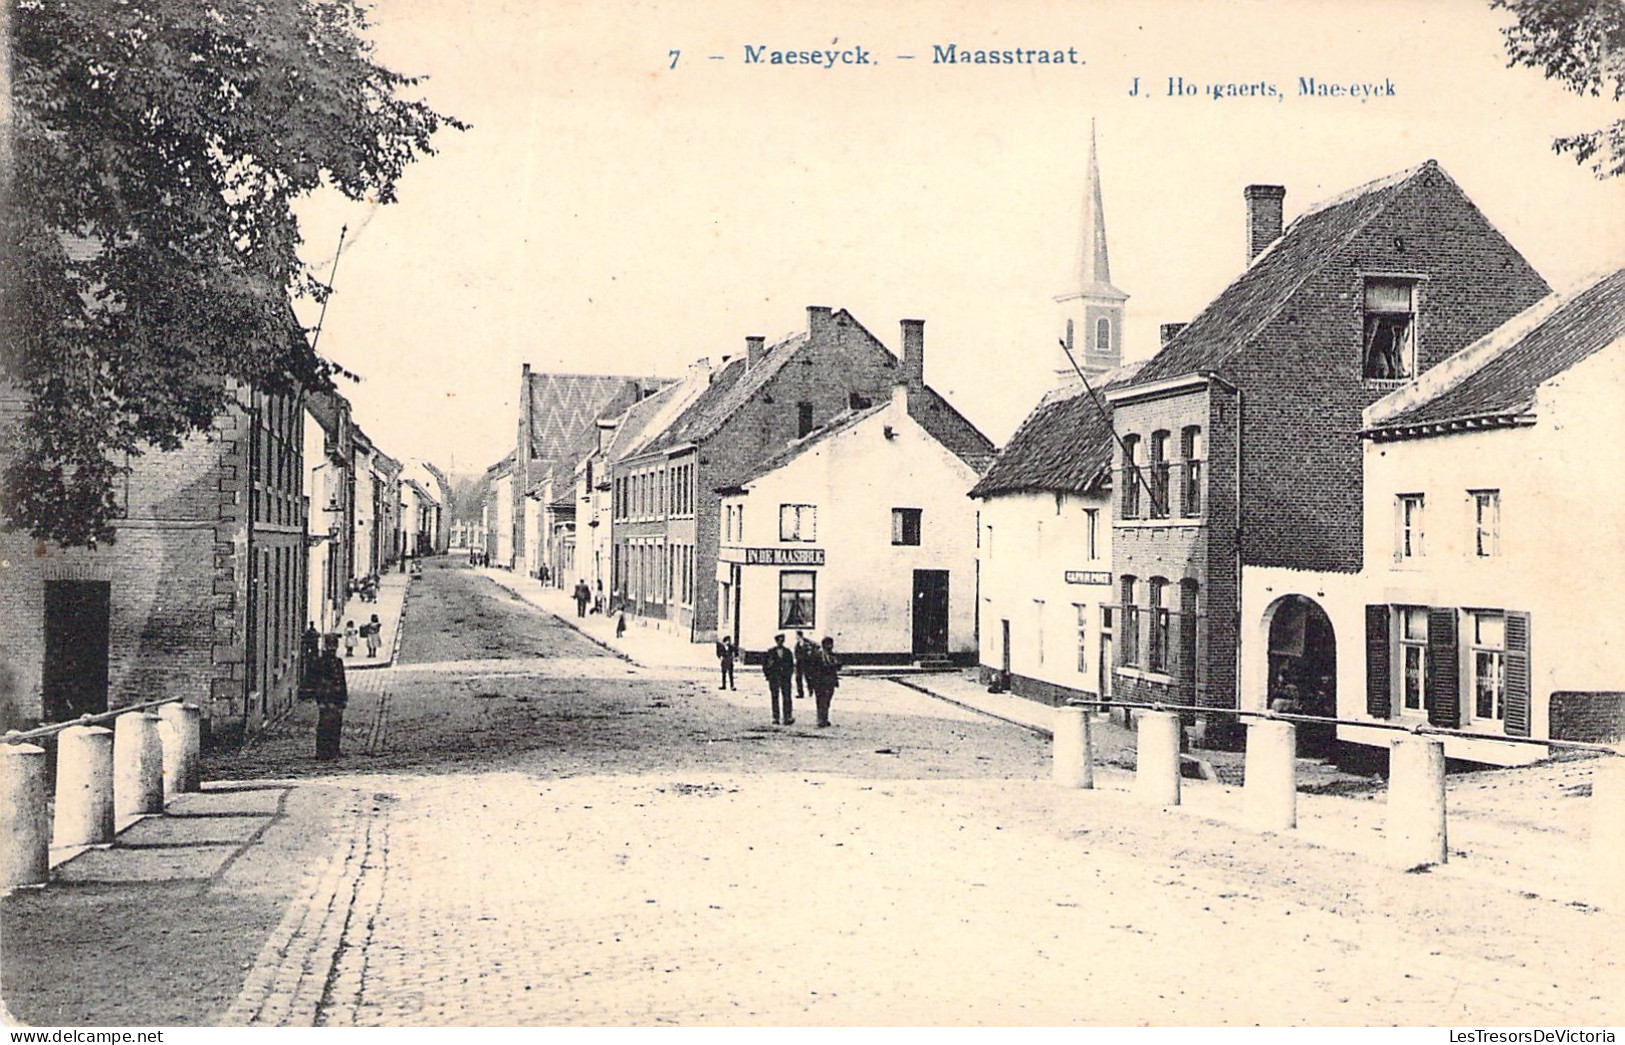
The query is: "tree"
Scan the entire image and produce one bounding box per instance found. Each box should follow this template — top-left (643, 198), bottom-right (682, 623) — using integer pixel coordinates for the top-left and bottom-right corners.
top-left (1, 0), bottom-right (465, 546)
top-left (1493, 0), bottom-right (1625, 179)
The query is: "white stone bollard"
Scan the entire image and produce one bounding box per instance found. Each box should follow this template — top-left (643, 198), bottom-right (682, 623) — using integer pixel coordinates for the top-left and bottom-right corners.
top-left (1388, 735), bottom-right (1448, 868)
top-left (1245, 719), bottom-right (1298, 830)
top-left (114, 711), bottom-right (165, 821)
top-left (1052, 707), bottom-right (1094, 789)
top-left (1590, 756), bottom-right (1625, 912)
top-left (54, 725), bottom-right (115, 847)
top-left (1135, 711), bottom-right (1183, 807)
top-left (1, 742), bottom-right (51, 889)
top-left (158, 703), bottom-right (202, 797)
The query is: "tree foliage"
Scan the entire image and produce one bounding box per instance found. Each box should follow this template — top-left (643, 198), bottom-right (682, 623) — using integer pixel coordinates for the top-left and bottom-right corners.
top-left (1494, 0), bottom-right (1625, 178)
top-left (1, 0), bottom-right (465, 546)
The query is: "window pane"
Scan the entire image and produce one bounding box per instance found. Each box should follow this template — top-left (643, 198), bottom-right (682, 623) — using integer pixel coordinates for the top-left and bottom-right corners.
top-left (1475, 612), bottom-right (1504, 647)
top-left (1365, 281), bottom-right (1413, 311)
top-left (779, 571), bottom-right (815, 628)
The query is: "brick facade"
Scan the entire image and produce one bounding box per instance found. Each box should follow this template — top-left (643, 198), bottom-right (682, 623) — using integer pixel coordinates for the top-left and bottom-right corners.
top-left (1548, 693), bottom-right (1625, 745)
top-left (0, 385), bottom-right (307, 746)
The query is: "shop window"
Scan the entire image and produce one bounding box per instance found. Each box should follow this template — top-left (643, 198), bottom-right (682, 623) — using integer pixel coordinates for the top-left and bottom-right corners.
top-left (1363, 279), bottom-right (1417, 380)
top-left (779, 571), bottom-right (816, 628)
top-left (893, 508), bottom-right (922, 546)
top-left (1075, 603), bottom-right (1088, 673)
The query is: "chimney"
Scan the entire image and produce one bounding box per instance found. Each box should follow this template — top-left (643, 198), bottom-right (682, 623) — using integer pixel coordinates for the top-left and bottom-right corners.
top-left (745, 335), bottom-right (766, 370)
top-left (596, 417), bottom-right (618, 454)
top-left (1244, 184), bottom-right (1286, 263)
top-left (900, 318), bottom-right (925, 387)
top-left (890, 381), bottom-right (909, 410)
top-left (807, 305), bottom-right (833, 339)
top-left (1160, 322), bottom-right (1187, 346)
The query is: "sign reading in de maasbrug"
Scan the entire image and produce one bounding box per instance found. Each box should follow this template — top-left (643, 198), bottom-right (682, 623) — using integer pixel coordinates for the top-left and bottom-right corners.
top-left (1064, 569), bottom-right (1112, 585)
top-left (719, 546), bottom-right (826, 566)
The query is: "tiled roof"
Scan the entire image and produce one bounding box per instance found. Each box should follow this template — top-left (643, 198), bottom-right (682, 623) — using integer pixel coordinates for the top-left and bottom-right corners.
top-left (1367, 268), bottom-right (1625, 435)
top-left (968, 363), bottom-right (1144, 499)
top-left (643, 334), bottom-right (805, 455)
top-left (1133, 161), bottom-right (1439, 385)
top-left (525, 372), bottom-right (669, 461)
top-left (968, 386), bottom-right (1116, 499)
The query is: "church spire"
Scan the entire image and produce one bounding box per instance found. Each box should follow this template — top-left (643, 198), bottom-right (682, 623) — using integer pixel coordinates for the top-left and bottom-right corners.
top-left (1055, 119), bottom-right (1128, 388)
top-left (1078, 118), bottom-right (1113, 292)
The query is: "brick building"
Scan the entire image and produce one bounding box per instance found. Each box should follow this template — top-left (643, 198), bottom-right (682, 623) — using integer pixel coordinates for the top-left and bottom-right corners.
top-left (1327, 267), bottom-right (1625, 765)
top-left (1104, 160), bottom-right (1550, 745)
top-left (610, 307), bottom-right (993, 642)
top-left (717, 384), bottom-right (981, 664)
top-left (0, 382), bottom-right (308, 746)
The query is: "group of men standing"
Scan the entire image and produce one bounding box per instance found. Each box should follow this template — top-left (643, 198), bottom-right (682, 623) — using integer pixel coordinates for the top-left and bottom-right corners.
top-left (721, 630), bottom-right (840, 728)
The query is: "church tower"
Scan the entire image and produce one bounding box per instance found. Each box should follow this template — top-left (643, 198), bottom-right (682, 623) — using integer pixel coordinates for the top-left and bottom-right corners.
top-left (1054, 121), bottom-right (1127, 387)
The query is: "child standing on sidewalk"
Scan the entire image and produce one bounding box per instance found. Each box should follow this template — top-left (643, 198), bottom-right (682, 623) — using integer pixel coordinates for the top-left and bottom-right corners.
top-left (364, 614), bottom-right (382, 658)
top-left (343, 620), bottom-right (358, 658)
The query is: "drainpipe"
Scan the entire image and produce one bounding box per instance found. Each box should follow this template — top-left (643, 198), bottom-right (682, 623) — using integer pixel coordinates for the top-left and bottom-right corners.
top-left (242, 388), bottom-right (259, 740)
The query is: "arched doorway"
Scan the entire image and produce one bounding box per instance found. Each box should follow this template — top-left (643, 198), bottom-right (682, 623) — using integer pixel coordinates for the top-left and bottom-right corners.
top-left (1264, 595), bottom-right (1337, 756)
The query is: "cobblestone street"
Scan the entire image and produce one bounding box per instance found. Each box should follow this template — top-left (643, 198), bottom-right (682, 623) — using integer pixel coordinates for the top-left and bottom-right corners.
top-left (6, 560), bottom-right (1621, 1026)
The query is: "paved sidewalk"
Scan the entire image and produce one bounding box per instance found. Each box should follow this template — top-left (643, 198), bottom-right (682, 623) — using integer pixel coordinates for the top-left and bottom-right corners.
top-left (1, 779), bottom-right (373, 1027)
top-left (336, 570), bottom-right (411, 671)
top-left (478, 568), bottom-right (716, 672)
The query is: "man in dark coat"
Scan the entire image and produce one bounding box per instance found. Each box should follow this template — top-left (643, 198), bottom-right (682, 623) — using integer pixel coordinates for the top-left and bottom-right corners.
top-left (312, 634), bottom-right (349, 759)
top-left (808, 636), bottom-right (842, 728)
top-left (574, 579), bottom-right (591, 618)
top-left (763, 633), bottom-right (796, 725)
top-left (793, 630), bottom-right (816, 702)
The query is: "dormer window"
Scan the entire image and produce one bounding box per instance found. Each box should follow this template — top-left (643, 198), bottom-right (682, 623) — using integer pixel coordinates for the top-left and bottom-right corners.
top-left (1363, 279), bottom-right (1417, 380)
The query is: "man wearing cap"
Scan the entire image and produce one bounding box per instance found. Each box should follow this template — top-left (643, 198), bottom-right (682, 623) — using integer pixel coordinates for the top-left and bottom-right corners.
top-left (763, 633), bottom-right (796, 725)
top-left (311, 633), bottom-right (349, 759)
top-left (808, 636), bottom-right (842, 728)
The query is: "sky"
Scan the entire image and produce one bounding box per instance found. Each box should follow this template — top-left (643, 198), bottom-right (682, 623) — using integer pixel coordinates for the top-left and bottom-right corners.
top-left (292, 0), bottom-right (1625, 480)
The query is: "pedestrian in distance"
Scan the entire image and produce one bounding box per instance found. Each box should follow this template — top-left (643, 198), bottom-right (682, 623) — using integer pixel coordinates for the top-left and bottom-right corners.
top-left (312, 633), bottom-right (349, 759)
top-left (809, 636), bottom-right (842, 727)
top-left (615, 611), bottom-right (627, 639)
top-left (763, 633), bottom-right (795, 725)
top-left (365, 614), bottom-right (382, 659)
top-left (343, 619), bottom-right (358, 658)
top-left (574, 579), bottom-right (591, 618)
top-left (716, 635), bottom-right (737, 690)
top-left (793, 630), bottom-right (815, 702)
top-left (299, 622), bottom-right (320, 700)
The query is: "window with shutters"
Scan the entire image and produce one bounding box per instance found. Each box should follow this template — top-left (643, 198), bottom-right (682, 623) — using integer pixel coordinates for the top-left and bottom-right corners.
top-left (1363, 278), bottom-right (1417, 380)
top-left (1472, 489), bottom-right (1500, 558)
top-left (1396, 494), bottom-right (1425, 561)
top-left (1468, 610), bottom-right (1506, 728)
top-left (1398, 606), bottom-right (1429, 715)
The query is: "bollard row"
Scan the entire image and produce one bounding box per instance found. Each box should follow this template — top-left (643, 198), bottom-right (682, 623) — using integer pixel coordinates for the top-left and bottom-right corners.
top-left (1049, 709), bottom-right (1624, 910)
top-left (1, 703), bottom-right (202, 891)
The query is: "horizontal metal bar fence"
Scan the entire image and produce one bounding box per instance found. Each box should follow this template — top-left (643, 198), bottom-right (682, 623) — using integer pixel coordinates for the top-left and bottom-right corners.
top-left (1063, 698), bottom-right (1624, 757)
top-left (4, 698), bottom-right (184, 745)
